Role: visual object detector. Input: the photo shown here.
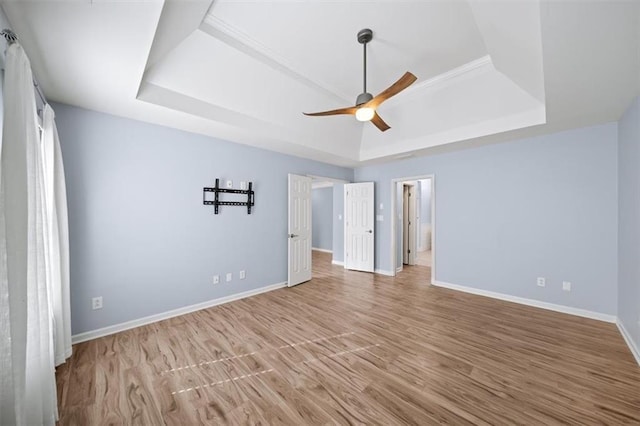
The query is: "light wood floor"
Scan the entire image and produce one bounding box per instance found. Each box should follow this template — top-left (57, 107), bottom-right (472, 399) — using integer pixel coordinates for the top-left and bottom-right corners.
top-left (56, 252), bottom-right (640, 425)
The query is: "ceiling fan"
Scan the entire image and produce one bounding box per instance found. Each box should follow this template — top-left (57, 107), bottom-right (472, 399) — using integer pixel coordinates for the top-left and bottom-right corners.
top-left (303, 28), bottom-right (417, 132)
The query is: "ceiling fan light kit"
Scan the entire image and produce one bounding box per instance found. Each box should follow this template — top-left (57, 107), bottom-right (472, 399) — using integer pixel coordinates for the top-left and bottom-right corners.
top-left (355, 106), bottom-right (375, 122)
top-left (303, 28), bottom-right (417, 132)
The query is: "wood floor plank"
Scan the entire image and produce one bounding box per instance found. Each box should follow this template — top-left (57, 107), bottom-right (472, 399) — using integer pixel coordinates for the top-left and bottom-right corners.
top-left (54, 352), bottom-right (73, 413)
top-left (63, 339), bottom-right (97, 409)
top-left (56, 251), bottom-right (640, 425)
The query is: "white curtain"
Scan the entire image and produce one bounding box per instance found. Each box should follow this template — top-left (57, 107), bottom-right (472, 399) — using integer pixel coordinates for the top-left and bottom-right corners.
top-left (0, 43), bottom-right (61, 425)
top-left (41, 104), bottom-right (72, 366)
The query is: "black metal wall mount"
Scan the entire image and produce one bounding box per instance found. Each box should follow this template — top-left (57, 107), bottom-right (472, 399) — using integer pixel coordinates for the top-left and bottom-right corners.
top-left (203, 178), bottom-right (255, 214)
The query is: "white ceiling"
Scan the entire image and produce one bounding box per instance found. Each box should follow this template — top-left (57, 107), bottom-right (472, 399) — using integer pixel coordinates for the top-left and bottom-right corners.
top-left (2, 0), bottom-right (638, 167)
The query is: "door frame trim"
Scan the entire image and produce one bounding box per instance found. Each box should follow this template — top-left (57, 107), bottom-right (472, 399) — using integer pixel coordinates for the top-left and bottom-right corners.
top-left (306, 174), bottom-right (350, 185)
top-left (390, 174), bottom-right (435, 282)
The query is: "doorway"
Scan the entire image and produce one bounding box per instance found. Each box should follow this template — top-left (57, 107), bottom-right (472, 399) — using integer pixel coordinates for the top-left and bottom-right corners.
top-left (311, 180), bottom-right (334, 255)
top-left (288, 175), bottom-right (350, 287)
top-left (391, 175), bottom-right (434, 282)
top-left (308, 176), bottom-right (349, 262)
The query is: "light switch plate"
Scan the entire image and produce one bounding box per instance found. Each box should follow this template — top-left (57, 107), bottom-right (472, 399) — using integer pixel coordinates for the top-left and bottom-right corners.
top-left (376, 214), bottom-right (384, 222)
top-left (226, 272), bottom-right (232, 282)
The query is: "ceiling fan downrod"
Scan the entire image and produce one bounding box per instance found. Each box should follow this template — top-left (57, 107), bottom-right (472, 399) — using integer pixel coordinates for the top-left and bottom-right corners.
top-left (356, 28), bottom-right (374, 106)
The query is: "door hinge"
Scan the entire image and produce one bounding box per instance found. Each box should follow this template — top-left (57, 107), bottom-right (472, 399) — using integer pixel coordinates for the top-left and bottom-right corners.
top-left (408, 249), bottom-right (411, 254)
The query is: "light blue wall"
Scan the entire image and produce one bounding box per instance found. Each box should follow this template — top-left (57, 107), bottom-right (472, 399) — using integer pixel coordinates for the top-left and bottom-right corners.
top-left (332, 184), bottom-right (344, 262)
top-left (356, 123), bottom-right (619, 315)
top-left (53, 103), bottom-right (353, 334)
top-left (421, 180), bottom-right (431, 225)
top-left (312, 187), bottom-right (333, 251)
top-left (52, 99), bottom-right (627, 332)
top-left (618, 96), bottom-right (640, 353)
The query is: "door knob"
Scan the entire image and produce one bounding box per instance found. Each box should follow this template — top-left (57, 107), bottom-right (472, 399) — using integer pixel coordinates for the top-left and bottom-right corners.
top-left (289, 234), bottom-right (299, 238)
top-left (366, 230), bottom-right (373, 233)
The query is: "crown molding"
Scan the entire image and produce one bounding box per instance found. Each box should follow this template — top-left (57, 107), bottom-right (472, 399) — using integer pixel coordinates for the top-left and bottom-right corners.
top-left (415, 55), bottom-right (493, 91)
top-left (382, 55), bottom-right (494, 109)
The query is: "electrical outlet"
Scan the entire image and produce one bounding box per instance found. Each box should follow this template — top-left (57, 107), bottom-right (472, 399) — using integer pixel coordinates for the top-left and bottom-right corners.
top-left (226, 180), bottom-right (233, 188)
top-left (213, 275), bottom-right (220, 285)
top-left (239, 270), bottom-right (246, 280)
top-left (562, 281), bottom-right (571, 292)
top-left (338, 214), bottom-right (342, 220)
top-left (537, 277), bottom-right (546, 287)
top-left (92, 296), bottom-right (103, 310)
top-left (240, 181), bottom-right (247, 190)
top-left (226, 272), bottom-right (232, 282)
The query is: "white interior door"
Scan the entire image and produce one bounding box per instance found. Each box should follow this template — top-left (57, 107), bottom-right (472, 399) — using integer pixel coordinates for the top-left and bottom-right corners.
top-left (345, 182), bottom-right (375, 272)
top-left (288, 174), bottom-right (312, 287)
top-left (402, 183), bottom-right (418, 265)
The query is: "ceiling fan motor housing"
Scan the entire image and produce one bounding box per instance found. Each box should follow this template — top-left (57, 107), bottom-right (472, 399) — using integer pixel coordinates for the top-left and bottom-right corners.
top-left (356, 92), bottom-right (373, 106)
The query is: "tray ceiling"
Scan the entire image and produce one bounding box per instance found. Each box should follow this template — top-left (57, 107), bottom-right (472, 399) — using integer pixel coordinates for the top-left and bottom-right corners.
top-left (3, 0), bottom-right (638, 166)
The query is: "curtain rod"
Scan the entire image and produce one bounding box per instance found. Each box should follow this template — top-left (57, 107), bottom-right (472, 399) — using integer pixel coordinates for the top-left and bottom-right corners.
top-left (1, 28), bottom-right (48, 107)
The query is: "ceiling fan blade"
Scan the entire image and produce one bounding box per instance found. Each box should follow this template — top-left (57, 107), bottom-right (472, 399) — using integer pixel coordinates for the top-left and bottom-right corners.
top-left (303, 106), bottom-right (357, 117)
top-left (371, 112), bottom-right (391, 132)
top-left (367, 72), bottom-right (417, 109)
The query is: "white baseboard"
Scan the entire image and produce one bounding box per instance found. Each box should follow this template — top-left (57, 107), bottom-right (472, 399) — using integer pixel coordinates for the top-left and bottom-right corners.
top-left (431, 280), bottom-right (617, 323)
top-left (331, 260), bottom-right (344, 266)
top-left (396, 267), bottom-right (402, 273)
top-left (312, 248), bottom-right (333, 254)
top-left (616, 319), bottom-right (640, 366)
top-left (71, 282), bottom-right (287, 344)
